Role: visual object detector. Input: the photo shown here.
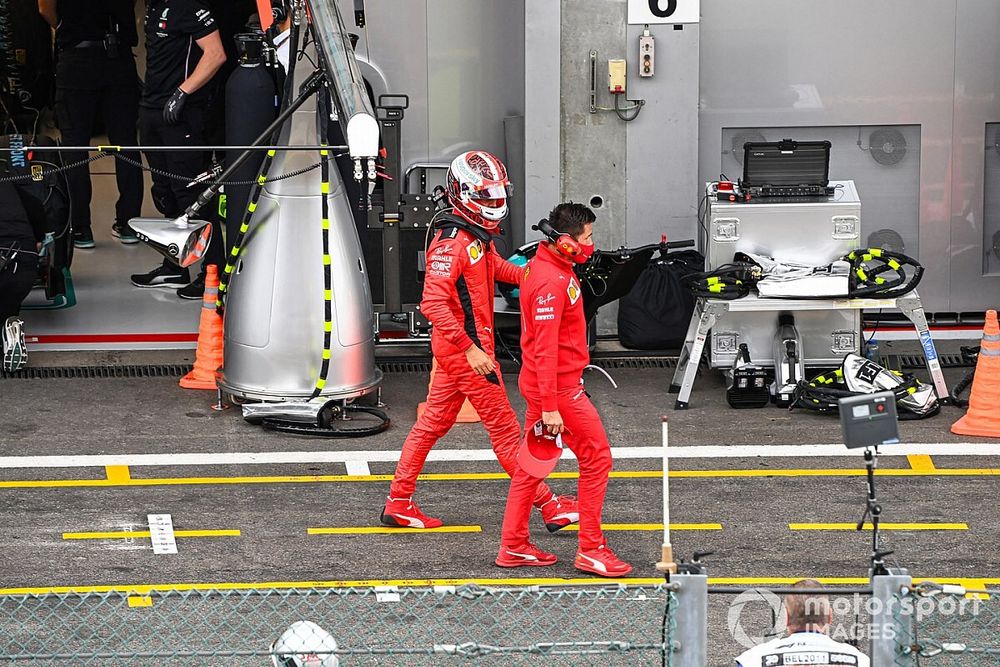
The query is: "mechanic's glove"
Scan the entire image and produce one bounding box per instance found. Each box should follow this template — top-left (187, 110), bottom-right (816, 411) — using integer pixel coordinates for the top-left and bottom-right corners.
top-left (163, 87), bottom-right (188, 125)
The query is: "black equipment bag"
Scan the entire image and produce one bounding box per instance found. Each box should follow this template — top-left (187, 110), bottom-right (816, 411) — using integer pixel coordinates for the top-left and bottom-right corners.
top-left (617, 249), bottom-right (703, 350)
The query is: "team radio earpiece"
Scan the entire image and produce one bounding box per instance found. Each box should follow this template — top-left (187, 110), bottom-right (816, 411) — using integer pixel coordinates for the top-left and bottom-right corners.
top-left (533, 218), bottom-right (586, 264)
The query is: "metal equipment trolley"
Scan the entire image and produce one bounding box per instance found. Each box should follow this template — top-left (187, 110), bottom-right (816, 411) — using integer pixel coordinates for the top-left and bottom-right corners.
top-left (669, 290), bottom-right (949, 409)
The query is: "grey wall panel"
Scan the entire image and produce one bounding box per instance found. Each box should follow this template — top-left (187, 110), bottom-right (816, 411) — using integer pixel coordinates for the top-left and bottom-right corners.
top-left (982, 124), bottom-right (1000, 276)
top-left (337, 0), bottom-right (526, 253)
top-left (427, 0), bottom-right (525, 165)
top-left (721, 125), bottom-right (921, 256)
top-left (624, 23), bottom-right (700, 247)
top-left (952, 1), bottom-right (1000, 310)
top-left (561, 0), bottom-right (627, 333)
top-left (524, 0), bottom-right (561, 235)
top-left (358, 0), bottom-right (431, 169)
top-left (356, 0), bottom-right (525, 199)
top-left (699, 0), bottom-right (957, 310)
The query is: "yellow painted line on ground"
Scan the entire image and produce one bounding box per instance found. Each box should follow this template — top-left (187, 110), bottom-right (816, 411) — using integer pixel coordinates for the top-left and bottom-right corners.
top-left (2, 467), bottom-right (999, 490)
top-left (789, 523), bottom-right (968, 531)
top-left (956, 578), bottom-right (991, 600)
top-left (308, 526), bottom-right (482, 535)
top-left (908, 454), bottom-right (936, 471)
top-left (63, 529), bottom-right (241, 540)
top-left (105, 465), bottom-right (131, 483)
top-left (2, 576), bottom-right (997, 597)
top-left (563, 523), bottom-right (722, 532)
top-left (127, 596), bottom-right (152, 608)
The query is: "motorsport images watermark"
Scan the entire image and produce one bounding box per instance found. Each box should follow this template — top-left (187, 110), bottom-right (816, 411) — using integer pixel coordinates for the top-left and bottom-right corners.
top-left (726, 589), bottom-right (984, 649)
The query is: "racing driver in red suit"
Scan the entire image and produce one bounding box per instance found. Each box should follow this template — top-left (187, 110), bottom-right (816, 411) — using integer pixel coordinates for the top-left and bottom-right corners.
top-left (497, 202), bottom-right (632, 577)
top-left (380, 151), bottom-right (579, 531)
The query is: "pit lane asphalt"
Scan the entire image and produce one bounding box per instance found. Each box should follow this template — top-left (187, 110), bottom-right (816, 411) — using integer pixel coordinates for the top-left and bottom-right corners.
top-left (2, 359), bottom-right (995, 593)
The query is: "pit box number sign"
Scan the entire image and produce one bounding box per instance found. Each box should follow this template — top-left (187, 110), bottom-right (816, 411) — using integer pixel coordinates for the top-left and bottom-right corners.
top-left (628, 0), bottom-right (700, 24)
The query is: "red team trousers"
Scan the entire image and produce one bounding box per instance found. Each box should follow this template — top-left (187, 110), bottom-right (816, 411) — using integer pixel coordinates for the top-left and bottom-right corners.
top-left (500, 378), bottom-right (612, 550)
top-left (389, 352), bottom-right (553, 506)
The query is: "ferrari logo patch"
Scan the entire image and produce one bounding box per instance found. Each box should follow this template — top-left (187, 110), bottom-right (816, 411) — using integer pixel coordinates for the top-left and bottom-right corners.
top-left (467, 240), bottom-right (484, 265)
top-left (567, 278), bottom-right (580, 305)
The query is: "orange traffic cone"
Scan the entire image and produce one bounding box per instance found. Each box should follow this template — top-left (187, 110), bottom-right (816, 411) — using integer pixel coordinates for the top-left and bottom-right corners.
top-left (416, 358), bottom-right (480, 423)
top-left (951, 309), bottom-right (1000, 438)
top-left (180, 265), bottom-right (224, 390)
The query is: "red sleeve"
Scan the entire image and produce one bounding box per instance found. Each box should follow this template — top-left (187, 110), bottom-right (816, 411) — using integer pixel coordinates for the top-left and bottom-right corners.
top-left (421, 233), bottom-right (474, 352)
top-left (493, 253), bottom-right (525, 286)
top-left (528, 282), bottom-right (566, 412)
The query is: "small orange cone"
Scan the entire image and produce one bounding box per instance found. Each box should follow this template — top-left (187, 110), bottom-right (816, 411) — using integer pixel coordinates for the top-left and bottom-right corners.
top-left (951, 309), bottom-right (1000, 438)
top-left (417, 358), bottom-right (480, 423)
top-left (180, 265), bottom-right (224, 390)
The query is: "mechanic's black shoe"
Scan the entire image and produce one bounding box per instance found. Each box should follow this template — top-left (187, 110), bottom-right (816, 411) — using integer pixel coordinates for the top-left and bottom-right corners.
top-left (72, 229), bottom-right (95, 249)
top-left (131, 264), bottom-right (190, 288)
top-left (176, 273), bottom-right (206, 300)
top-left (111, 221), bottom-right (139, 244)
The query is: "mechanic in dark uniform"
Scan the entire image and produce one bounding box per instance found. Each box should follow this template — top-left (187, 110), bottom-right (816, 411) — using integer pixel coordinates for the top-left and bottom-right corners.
top-left (38, 0), bottom-right (143, 250)
top-left (0, 180), bottom-right (48, 372)
top-left (130, 0), bottom-right (226, 298)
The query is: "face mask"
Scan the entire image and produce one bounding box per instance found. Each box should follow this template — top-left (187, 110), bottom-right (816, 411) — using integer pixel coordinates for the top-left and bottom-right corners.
top-left (579, 243), bottom-right (596, 260)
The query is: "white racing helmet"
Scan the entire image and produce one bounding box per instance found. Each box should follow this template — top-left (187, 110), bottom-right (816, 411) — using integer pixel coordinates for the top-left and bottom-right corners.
top-left (270, 620), bottom-right (340, 667)
top-left (446, 150), bottom-right (512, 231)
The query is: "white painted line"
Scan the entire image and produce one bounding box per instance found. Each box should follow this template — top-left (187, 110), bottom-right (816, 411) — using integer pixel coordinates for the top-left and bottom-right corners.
top-left (0, 442), bottom-right (997, 470)
top-left (345, 461), bottom-right (371, 476)
top-left (864, 328), bottom-right (983, 341)
top-left (147, 514), bottom-right (177, 555)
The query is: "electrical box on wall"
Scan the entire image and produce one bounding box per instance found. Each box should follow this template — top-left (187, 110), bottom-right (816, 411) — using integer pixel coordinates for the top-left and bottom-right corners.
top-left (639, 33), bottom-right (654, 77)
top-left (608, 59), bottom-right (627, 93)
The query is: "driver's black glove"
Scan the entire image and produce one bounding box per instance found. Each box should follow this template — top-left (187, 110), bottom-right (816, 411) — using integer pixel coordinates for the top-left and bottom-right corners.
top-left (163, 88), bottom-right (188, 125)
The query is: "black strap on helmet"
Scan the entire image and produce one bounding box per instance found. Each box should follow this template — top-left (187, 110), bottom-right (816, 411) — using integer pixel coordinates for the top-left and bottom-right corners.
top-left (845, 247), bottom-right (924, 298)
top-left (431, 211), bottom-right (493, 245)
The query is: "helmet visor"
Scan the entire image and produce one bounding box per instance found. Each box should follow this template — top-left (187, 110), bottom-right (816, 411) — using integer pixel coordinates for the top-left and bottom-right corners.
top-left (467, 181), bottom-right (513, 200)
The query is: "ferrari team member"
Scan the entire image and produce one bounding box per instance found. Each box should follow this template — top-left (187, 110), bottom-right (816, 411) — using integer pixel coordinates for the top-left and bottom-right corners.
top-left (497, 202), bottom-right (632, 577)
top-left (381, 151), bottom-right (579, 531)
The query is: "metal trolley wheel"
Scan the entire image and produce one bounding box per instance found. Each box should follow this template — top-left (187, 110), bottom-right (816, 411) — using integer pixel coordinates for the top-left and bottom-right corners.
top-left (261, 404), bottom-right (391, 438)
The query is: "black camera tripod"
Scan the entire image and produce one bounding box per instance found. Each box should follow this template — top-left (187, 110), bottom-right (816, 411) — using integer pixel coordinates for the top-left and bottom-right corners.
top-left (857, 447), bottom-right (895, 575)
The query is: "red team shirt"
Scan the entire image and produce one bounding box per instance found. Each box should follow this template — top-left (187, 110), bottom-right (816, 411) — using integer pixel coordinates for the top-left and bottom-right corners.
top-left (518, 244), bottom-right (590, 411)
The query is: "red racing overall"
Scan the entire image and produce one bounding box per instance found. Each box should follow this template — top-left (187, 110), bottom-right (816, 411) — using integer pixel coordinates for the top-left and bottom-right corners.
top-left (388, 216), bottom-right (555, 508)
top-left (501, 244), bottom-right (613, 550)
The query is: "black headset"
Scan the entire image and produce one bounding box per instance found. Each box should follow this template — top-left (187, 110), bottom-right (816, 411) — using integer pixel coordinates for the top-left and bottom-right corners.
top-left (532, 218), bottom-right (585, 263)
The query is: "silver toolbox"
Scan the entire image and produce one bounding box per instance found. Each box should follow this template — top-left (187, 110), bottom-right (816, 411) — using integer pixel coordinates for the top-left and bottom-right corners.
top-left (709, 308), bottom-right (861, 368)
top-left (706, 180), bottom-right (862, 368)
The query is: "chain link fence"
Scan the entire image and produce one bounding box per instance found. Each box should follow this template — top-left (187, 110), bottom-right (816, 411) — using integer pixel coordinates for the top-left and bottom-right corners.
top-left (892, 581), bottom-right (999, 665)
top-left (0, 584), bottom-right (675, 666)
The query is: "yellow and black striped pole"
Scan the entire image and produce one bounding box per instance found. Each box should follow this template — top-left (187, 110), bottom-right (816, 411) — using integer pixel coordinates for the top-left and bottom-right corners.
top-left (310, 92), bottom-right (335, 400)
top-left (216, 150), bottom-right (277, 315)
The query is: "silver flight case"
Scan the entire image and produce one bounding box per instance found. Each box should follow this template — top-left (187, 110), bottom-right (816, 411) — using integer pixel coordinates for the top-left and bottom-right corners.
top-left (706, 180), bottom-right (862, 367)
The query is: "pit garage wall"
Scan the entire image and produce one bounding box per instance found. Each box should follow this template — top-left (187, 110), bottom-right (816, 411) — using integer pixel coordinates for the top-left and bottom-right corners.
top-left (344, 0), bottom-right (527, 253)
top-left (557, 0), bottom-right (701, 333)
top-left (543, 0), bottom-right (1000, 320)
top-left (353, 1), bottom-right (997, 318)
top-left (699, 0), bottom-right (1000, 314)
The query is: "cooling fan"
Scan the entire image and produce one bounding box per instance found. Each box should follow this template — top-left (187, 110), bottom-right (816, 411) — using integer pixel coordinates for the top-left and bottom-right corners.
top-left (867, 228), bottom-right (906, 254)
top-left (866, 127), bottom-right (907, 166)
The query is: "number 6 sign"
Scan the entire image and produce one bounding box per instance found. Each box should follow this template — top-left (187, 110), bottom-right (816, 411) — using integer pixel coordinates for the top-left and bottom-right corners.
top-left (628, 0), bottom-right (700, 24)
